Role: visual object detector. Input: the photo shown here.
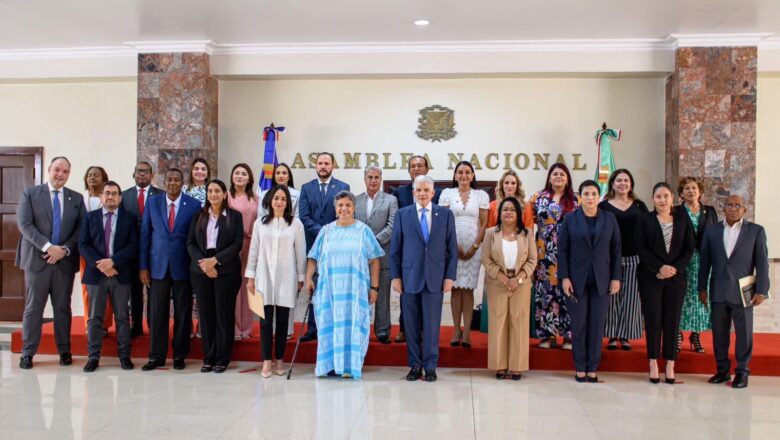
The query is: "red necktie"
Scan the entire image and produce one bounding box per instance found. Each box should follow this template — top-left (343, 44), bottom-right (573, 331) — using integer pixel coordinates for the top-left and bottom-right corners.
top-left (137, 188), bottom-right (145, 218)
top-left (168, 203), bottom-right (175, 232)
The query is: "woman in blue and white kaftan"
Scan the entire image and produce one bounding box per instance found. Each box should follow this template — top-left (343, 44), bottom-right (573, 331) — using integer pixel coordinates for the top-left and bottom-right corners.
top-left (306, 191), bottom-right (383, 379)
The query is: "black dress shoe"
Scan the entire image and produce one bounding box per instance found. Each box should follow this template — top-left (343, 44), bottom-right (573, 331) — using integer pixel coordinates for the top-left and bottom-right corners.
top-left (406, 367), bottom-right (423, 381)
top-left (59, 352), bottom-right (73, 366)
top-left (665, 377), bottom-right (676, 385)
top-left (495, 371), bottom-right (507, 380)
top-left (708, 372), bottom-right (732, 384)
top-left (299, 333), bottom-right (317, 343)
top-left (586, 375), bottom-right (599, 383)
top-left (141, 360), bottom-right (160, 371)
top-left (732, 374), bottom-right (749, 389)
top-left (173, 359), bottom-right (185, 370)
top-left (83, 359), bottom-right (99, 372)
top-left (19, 356), bottom-right (33, 369)
top-left (510, 373), bottom-right (522, 381)
top-left (649, 376), bottom-right (661, 384)
top-left (213, 365), bottom-right (226, 374)
top-left (377, 335), bottom-right (391, 344)
top-left (200, 365), bottom-right (214, 373)
top-left (424, 369), bottom-right (437, 382)
top-left (575, 374), bottom-right (587, 383)
top-left (131, 328), bottom-right (144, 338)
top-left (119, 358), bottom-right (134, 370)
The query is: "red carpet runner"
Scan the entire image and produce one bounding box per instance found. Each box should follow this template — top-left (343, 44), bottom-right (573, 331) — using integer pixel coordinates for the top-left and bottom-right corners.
top-left (11, 321), bottom-right (780, 376)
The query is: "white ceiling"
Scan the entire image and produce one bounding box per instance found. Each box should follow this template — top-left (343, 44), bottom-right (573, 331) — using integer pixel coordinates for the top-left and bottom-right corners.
top-left (1, 0), bottom-right (780, 50)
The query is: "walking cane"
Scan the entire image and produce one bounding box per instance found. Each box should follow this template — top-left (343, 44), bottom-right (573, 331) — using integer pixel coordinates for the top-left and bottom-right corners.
top-left (287, 301), bottom-right (313, 380)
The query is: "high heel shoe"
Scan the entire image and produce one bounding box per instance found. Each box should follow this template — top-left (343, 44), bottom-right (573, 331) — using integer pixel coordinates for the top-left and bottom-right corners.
top-left (461, 332), bottom-right (471, 349)
top-left (450, 328), bottom-right (462, 347)
top-left (649, 376), bottom-right (661, 384)
top-left (649, 360), bottom-right (660, 384)
top-left (689, 332), bottom-right (705, 353)
top-left (676, 331), bottom-right (683, 353)
top-left (665, 363), bottom-right (676, 384)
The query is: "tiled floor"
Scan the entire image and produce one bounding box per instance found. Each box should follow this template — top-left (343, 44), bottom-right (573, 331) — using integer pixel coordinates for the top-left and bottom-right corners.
top-left (1, 351), bottom-right (779, 440)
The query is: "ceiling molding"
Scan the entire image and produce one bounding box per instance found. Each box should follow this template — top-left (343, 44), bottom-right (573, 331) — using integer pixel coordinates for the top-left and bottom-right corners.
top-left (123, 40), bottom-right (216, 54)
top-left (669, 33), bottom-right (775, 48)
top-left (0, 46), bottom-right (135, 60)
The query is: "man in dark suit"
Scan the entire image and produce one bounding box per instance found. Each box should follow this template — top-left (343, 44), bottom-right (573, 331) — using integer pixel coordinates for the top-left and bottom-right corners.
top-left (699, 195), bottom-right (770, 389)
top-left (139, 169), bottom-right (201, 371)
top-left (78, 181), bottom-right (138, 372)
top-left (121, 161), bottom-right (162, 336)
top-left (298, 152), bottom-right (350, 342)
top-left (391, 155), bottom-right (441, 343)
top-left (16, 156), bottom-right (86, 369)
top-left (390, 175), bottom-right (458, 382)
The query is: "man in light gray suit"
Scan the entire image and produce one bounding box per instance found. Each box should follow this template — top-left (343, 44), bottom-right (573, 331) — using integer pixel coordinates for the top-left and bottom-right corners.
top-left (699, 195), bottom-right (770, 389)
top-left (355, 165), bottom-right (398, 344)
top-left (16, 156), bottom-right (86, 369)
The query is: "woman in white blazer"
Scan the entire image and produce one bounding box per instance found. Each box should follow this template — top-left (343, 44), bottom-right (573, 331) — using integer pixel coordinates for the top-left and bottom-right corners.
top-left (245, 185), bottom-right (307, 378)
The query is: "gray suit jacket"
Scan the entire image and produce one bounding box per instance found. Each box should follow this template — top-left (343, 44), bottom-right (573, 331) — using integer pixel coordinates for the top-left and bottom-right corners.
top-left (354, 191), bottom-right (398, 266)
top-left (16, 183), bottom-right (85, 274)
top-left (699, 220), bottom-right (770, 305)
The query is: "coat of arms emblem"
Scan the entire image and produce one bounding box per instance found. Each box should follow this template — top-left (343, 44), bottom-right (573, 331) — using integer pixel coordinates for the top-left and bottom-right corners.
top-left (416, 105), bottom-right (457, 142)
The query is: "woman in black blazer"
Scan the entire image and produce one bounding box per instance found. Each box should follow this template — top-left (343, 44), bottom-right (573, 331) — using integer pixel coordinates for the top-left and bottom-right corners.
top-left (674, 177), bottom-right (718, 353)
top-left (635, 182), bottom-right (695, 384)
top-left (187, 179), bottom-right (245, 373)
top-left (559, 180), bottom-right (622, 383)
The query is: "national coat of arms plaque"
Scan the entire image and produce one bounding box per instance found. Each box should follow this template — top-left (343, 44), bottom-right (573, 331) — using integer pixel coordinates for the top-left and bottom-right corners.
top-left (415, 105), bottom-right (457, 142)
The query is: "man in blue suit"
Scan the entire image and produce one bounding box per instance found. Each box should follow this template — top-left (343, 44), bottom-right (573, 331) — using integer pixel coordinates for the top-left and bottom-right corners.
top-left (139, 169), bottom-right (201, 371)
top-left (298, 152), bottom-right (350, 342)
top-left (78, 181), bottom-right (138, 372)
top-left (391, 155), bottom-right (441, 343)
top-left (390, 175), bottom-right (458, 382)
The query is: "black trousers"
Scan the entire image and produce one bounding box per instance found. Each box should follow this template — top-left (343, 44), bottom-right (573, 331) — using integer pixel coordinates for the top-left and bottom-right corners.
top-left (261, 305), bottom-right (291, 360)
top-left (148, 274), bottom-right (193, 363)
top-left (638, 275), bottom-right (686, 360)
top-left (711, 301), bottom-right (754, 375)
top-left (129, 261), bottom-right (148, 333)
top-left (304, 272), bottom-right (318, 337)
top-left (192, 271), bottom-right (241, 366)
top-left (567, 281), bottom-right (610, 373)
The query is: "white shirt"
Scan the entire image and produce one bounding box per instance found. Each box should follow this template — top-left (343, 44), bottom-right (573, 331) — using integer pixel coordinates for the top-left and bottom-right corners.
top-left (42, 182), bottom-right (65, 252)
top-left (206, 211), bottom-right (225, 249)
top-left (102, 208), bottom-right (118, 257)
top-left (502, 239), bottom-right (518, 269)
top-left (166, 194), bottom-right (182, 224)
top-left (366, 191), bottom-right (378, 219)
top-left (317, 177), bottom-right (332, 195)
top-left (416, 202), bottom-right (433, 232)
top-left (723, 219), bottom-right (744, 258)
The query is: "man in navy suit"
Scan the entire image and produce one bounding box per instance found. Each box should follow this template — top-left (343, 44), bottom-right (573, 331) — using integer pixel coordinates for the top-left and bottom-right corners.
top-left (390, 175), bottom-right (458, 382)
top-left (139, 169), bottom-right (201, 371)
top-left (699, 195), bottom-right (770, 389)
top-left (298, 152), bottom-right (350, 342)
top-left (391, 155), bottom-right (441, 343)
top-left (78, 181), bottom-right (138, 372)
top-left (120, 161), bottom-right (162, 336)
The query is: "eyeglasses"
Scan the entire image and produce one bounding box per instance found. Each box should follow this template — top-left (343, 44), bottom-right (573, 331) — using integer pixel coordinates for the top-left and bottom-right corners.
top-left (725, 203), bottom-right (743, 209)
top-left (134, 168), bottom-right (152, 174)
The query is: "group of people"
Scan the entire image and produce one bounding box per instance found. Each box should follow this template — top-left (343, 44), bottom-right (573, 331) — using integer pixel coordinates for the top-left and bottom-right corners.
top-left (15, 154), bottom-right (769, 389)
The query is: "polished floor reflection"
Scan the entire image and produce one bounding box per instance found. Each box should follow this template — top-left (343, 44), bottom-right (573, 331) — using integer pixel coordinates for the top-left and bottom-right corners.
top-left (1, 350), bottom-right (779, 440)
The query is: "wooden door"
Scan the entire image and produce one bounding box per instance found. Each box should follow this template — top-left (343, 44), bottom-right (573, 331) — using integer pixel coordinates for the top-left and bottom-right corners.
top-left (0, 147), bottom-right (42, 320)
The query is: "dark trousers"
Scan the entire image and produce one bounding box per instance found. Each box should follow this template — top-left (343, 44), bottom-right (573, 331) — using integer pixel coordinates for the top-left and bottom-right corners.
top-left (22, 264), bottom-right (75, 357)
top-left (401, 289), bottom-right (444, 371)
top-left (639, 276), bottom-right (686, 360)
top-left (261, 305), bottom-right (290, 360)
top-left (304, 272), bottom-right (318, 337)
top-left (398, 308), bottom-right (405, 334)
top-left (567, 282), bottom-right (610, 372)
top-left (148, 274), bottom-right (193, 363)
top-left (129, 261), bottom-right (148, 333)
top-left (192, 271), bottom-right (241, 366)
top-left (711, 301), bottom-right (754, 375)
top-left (87, 277), bottom-right (132, 359)
top-left (374, 266), bottom-right (391, 337)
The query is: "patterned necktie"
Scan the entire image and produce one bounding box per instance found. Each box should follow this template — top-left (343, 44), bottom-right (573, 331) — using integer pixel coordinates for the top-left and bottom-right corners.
top-left (104, 211), bottom-right (113, 256)
top-left (51, 190), bottom-right (62, 245)
top-left (420, 208), bottom-right (430, 243)
top-left (168, 203), bottom-right (176, 232)
top-left (138, 188), bottom-right (145, 218)
top-left (320, 182), bottom-right (327, 199)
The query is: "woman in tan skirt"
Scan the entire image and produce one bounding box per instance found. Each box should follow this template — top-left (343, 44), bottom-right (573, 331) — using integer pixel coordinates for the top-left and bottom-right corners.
top-left (482, 197), bottom-right (537, 380)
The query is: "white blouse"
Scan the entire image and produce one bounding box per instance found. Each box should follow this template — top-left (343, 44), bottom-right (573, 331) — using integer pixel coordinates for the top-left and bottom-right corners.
top-left (502, 239), bottom-right (518, 269)
top-left (244, 216), bottom-right (307, 308)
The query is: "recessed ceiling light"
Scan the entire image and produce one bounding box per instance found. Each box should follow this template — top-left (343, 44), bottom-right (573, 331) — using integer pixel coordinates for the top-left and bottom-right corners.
top-left (414, 19), bottom-right (430, 26)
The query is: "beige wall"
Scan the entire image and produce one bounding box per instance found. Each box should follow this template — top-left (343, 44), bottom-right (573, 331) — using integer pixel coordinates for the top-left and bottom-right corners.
top-left (756, 76), bottom-right (780, 259)
top-left (219, 77), bottom-right (667, 201)
top-left (0, 80), bottom-right (137, 192)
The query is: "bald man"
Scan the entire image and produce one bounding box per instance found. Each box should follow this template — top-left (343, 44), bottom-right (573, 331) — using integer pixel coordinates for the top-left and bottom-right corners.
top-left (698, 195), bottom-right (770, 389)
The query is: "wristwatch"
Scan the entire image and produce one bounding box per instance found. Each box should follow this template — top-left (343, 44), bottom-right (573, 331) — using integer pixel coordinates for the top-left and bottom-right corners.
top-left (370, 286), bottom-right (379, 292)
top-left (471, 243), bottom-right (479, 250)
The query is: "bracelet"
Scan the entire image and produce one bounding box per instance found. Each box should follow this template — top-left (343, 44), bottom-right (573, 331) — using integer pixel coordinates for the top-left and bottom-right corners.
top-left (472, 243), bottom-right (479, 250)
top-left (370, 286), bottom-right (379, 292)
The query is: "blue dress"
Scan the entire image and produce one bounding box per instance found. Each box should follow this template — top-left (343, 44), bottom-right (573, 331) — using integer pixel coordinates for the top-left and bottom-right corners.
top-left (308, 221), bottom-right (384, 378)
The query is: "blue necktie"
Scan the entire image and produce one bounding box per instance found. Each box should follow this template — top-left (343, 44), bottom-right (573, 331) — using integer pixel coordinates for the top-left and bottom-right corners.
top-left (320, 182), bottom-right (327, 199)
top-left (51, 190), bottom-right (62, 245)
top-left (420, 208), bottom-right (429, 244)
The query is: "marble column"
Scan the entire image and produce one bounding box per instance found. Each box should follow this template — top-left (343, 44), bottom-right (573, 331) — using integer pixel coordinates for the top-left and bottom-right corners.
top-left (137, 52), bottom-right (218, 187)
top-left (665, 47), bottom-right (757, 218)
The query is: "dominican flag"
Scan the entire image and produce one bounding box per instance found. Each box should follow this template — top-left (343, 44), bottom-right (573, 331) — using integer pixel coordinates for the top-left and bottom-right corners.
top-left (259, 124), bottom-right (285, 191)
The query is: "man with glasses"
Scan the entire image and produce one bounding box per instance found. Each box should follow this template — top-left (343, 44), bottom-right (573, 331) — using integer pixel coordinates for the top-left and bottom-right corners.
top-left (78, 181), bottom-right (138, 371)
top-left (121, 162), bottom-right (162, 336)
top-left (699, 195), bottom-right (770, 389)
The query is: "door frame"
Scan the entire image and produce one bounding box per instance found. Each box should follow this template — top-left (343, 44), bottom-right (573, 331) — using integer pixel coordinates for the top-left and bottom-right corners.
top-left (0, 146), bottom-right (43, 183)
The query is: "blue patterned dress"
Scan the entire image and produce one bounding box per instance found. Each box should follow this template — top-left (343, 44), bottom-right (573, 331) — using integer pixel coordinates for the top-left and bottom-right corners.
top-left (308, 221), bottom-right (384, 378)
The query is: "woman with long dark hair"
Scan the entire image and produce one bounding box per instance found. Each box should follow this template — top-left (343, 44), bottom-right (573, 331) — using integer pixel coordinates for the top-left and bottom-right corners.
top-left (529, 163), bottom-right (579, 349)
top-left (228, 163), bottom-right (259, 340)
top-left (186, 179), bottom-right (244, 373)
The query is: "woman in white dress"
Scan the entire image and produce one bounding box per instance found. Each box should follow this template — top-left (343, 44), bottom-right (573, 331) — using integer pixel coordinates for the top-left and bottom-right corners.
top-left (245, 185), bottom-right (307, 378)
top-left (439, 161), bottom-right (489, 348)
